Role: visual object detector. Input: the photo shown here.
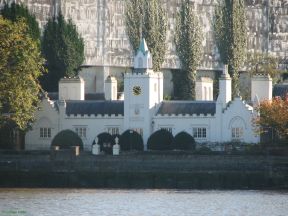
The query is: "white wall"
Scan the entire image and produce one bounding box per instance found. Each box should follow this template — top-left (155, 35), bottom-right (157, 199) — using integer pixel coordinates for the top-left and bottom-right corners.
top-left (105, 76), bottom-right (118, 100)
top-left (196, 77), bottom-right (214, 101)
top-left (251, 74), bottom-right (272, 102)
top-left (61, 115), bottom-right (124, 150)
top-left (59, 77), bottom-right (85, 100)
top-left (153, 114), bottom-right (218, 143)
top-left (25, 99), bottom-right (60, 150)
top-left (221, 97), bottom-right (259, 143)
top-left (124, 71), bottom-right (163, 147)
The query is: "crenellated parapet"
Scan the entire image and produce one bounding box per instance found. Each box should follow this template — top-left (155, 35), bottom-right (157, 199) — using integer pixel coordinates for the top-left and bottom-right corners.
top-left (65, 113), bottom-right (124, 118)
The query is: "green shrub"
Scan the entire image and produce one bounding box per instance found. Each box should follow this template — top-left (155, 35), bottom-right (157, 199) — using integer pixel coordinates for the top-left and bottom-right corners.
top-left (97, 132), bottom-right (114, 154)
top-left (119, 130), bottom-right (144, 151)
top-left (51, 129), bottom-right (83, 150)
top-left (147, 129), bottom-right (174, 150)
top-left (173, 131), bottom-right (195, 150)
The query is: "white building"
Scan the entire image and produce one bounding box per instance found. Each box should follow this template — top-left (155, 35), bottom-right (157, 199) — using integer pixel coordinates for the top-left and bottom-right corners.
top-left (25, 39), bottom-right (271, 151)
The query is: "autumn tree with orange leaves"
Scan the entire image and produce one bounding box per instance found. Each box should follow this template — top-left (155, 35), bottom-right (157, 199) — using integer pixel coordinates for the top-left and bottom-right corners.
top-left (255, 94), bottom-right (288, 141)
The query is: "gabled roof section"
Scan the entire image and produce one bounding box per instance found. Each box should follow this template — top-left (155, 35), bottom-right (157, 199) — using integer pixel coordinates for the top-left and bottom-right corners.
top-left (66, 101), bottom-right (124, 116)
top-left (138, 38), bottom-right (149, 55)
top-left (157, 101), bottom-right (216, 116)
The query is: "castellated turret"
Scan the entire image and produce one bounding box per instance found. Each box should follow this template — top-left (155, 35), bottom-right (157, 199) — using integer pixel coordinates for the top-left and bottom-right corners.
top-left (217, 65), bottom-right (232, 106)
top-left (196, 77), bottom-right (213, 101)
top-left (105, 75), bottom-right (118, 100)
top-left (251, 74), bottom-right (272, 102)
top-left (59, 76), bottom-right (85, 100)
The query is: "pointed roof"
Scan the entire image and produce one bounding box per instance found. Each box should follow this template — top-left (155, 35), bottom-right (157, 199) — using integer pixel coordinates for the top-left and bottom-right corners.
top-left (138, 38), bottom-right (149, 55)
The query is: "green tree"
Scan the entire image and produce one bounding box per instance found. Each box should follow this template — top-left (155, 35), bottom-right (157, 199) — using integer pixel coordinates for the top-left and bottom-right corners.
top-left (125, 0), bottom-right (167, 71)
top-left (174, 0), bottom-right (202, 100)
top-left (246, 52), bottom-right (281, 79)
top-left (214, 0), bottom-right (247, 97)
top-left (1, 2), bottom-right (40, 42)
top-left (0, 17), bottom-right (45, 130)
top-left (41, 13), bottom-right (85, 91)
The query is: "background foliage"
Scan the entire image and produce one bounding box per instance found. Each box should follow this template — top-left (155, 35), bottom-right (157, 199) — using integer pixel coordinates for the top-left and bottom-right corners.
top-left (125, 0), bottom-right (167, 71)
top-left (1, 3), bottom-right (40, 43)
top-left (214, 0), bottom-right (247, 97)
top-left (41, 13), bottom-right (84, 91)
top-left (246, 52), bottom-right (282, 79)
top-left (174, 0), bottom-right (203, 100)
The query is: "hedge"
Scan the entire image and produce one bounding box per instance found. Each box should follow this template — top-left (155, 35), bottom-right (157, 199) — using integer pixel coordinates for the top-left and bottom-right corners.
top-left (119, 130), bottom-right (144, 151)
top-left (173, 131), bottom-right (196, 150)
top-left (51, 129), bottom-right (83, 150)
top-left (147, 129), bottom-right (174, 150)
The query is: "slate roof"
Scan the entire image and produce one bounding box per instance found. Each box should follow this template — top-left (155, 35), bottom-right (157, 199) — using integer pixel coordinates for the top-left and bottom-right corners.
top-left (66, 101), bottom-right (124, 116)
top-left (273, 83), bottom-right (288, 98)
top-left (138, 38), bottom-right (149, 54)
top-left (85, 93), bottom-right (105, 100)
top-left (156, 101), bottom-right (216, 116)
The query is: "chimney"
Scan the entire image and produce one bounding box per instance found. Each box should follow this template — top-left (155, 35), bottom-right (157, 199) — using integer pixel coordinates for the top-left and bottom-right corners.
top-left (251, 74), bottom-right (272, 102)
top-left (59, 76), bottom-right (85, 100)
top-left (105, 76), bottom-right (118, 100)
top-left (196, 77), bottom-right (214, 101)
top-left (217, 65), bottom-right (232, 105)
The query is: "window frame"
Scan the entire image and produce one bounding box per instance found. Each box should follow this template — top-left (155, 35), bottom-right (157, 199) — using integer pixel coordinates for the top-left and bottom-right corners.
top-left (192, 127), bottom-right (207, 139)
top-left (231, 127), bottom-right (244, 140)
top-left (40, 127), bottom-right (51, 139)
top-left (107, 126), bottom-right (120, 135)
top-left (74, 126), bottom-right (87, 139)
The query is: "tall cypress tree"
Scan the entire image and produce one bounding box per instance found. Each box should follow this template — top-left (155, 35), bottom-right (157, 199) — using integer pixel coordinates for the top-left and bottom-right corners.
top-left (41, 13), bottom-right (85, 91)
top-left (125, 0), bottom-right (167, 71)
top-left (214, 0), bottom-right (247, 97)
top-left (174, 0), bottom-right (202, 100)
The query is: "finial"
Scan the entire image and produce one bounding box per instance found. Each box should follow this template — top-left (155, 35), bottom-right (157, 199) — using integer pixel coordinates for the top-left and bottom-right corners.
top-left (223, 65), bottom-right (228, 75)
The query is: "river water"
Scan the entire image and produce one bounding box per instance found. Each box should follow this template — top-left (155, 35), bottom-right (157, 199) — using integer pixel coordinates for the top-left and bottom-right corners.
top-left (0, 189), bottom-right (287, 216)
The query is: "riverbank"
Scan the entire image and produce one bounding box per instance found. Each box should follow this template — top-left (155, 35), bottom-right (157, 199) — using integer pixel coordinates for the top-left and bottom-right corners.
top-left (0, 151), bottom-right (287, 189)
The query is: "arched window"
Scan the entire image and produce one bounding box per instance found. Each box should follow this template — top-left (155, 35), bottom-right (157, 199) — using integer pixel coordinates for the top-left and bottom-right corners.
top-left (229, 117), bottom-right (246, 140)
